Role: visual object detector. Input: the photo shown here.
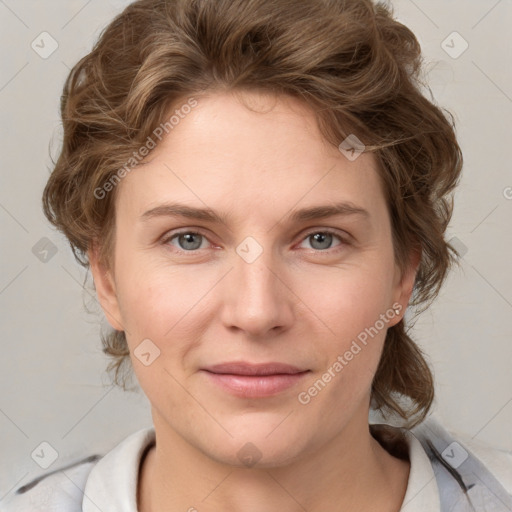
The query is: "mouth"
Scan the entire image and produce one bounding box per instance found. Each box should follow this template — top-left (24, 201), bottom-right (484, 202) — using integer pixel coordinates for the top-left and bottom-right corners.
top-left (201, 362), bottom-right (310, 398)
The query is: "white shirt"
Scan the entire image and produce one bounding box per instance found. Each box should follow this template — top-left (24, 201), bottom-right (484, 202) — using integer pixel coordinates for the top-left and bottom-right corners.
top-left (2, 421), bottom-right (511, 511)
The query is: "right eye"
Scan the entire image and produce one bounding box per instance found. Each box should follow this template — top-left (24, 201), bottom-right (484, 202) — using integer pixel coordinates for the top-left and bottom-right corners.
top-left (163, 231), bottom-right (210, 252)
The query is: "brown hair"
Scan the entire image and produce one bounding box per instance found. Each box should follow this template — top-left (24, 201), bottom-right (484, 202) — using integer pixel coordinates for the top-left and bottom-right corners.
top-left (42, 0), bottom-right (462, 426)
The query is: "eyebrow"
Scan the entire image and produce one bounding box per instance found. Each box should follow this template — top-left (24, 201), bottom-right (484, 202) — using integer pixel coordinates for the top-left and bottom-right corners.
top-left (140, 201), bottom-right (369, 225)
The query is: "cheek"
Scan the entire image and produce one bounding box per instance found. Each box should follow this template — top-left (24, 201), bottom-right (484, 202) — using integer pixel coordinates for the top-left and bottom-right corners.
top-left (296, 260), bottom-right (396, 342)
top-left (292, 258), bottom-right (396, 398)
top-left (295, 284), bottom-right (392, 420)
top-left (114, 258), bottom-right (217, 349)
top-left (114, 263), bottom-right (212, 401)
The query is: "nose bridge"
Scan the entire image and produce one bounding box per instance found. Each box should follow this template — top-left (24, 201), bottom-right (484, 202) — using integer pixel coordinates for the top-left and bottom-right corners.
top-left (234, 238), bottom-right (282, 308)
top-left (221, 235), bottom-right (293, 335)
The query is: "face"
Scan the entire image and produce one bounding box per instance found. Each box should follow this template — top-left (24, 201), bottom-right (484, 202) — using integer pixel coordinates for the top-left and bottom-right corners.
top-left (90, 90), bottom-right (416, 467)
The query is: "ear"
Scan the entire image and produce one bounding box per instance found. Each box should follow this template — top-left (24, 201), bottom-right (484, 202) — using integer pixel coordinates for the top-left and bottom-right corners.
top-left (88, 243), bottom-right (124, 331)
top-left (390, 246), bottom-right (421, 325)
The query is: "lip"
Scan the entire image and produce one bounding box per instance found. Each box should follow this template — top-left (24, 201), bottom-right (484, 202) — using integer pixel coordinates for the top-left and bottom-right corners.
top-left (201, 362), bottom-right (310, 398)
top-left (205, 362), bottom-right (306, 376)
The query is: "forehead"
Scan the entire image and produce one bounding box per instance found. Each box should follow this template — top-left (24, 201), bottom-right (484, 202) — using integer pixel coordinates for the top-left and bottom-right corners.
top-left (115, 90), bottom-right (386, 221)
top-left (149, 90), bottom-right (337, 164)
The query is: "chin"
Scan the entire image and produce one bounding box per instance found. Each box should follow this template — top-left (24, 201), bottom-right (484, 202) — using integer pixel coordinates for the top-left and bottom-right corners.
top-left (198, 418), bottom-right (314, 469)
top-left (208, 440), bottom-right (306, 470)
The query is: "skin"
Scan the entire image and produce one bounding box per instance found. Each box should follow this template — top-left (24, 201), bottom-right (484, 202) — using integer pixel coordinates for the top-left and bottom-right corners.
top-left (89, 90), bottom-right (417, 512)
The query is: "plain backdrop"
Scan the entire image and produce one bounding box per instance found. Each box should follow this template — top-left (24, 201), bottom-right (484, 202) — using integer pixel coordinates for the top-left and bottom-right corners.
top-left (1, 0), bottom-right (511, 499)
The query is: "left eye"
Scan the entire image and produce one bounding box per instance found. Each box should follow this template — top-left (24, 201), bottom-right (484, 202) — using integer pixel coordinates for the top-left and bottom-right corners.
top-left (299, 231), bottom-right (343, 251)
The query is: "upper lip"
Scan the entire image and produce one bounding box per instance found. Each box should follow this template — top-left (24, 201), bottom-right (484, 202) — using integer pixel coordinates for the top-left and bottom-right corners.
top-left (203, 362), bottom-right (308, 376)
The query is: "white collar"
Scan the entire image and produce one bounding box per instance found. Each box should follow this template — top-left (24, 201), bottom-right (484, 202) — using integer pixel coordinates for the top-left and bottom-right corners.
top-left (83, 427), bottom-right (155, 511)
top-left (399, 429), bottom-right (441, 511)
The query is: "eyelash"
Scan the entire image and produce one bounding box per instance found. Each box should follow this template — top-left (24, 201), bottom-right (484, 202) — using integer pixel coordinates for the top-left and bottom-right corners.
top-left (161, 228), bottom-right (349, 254)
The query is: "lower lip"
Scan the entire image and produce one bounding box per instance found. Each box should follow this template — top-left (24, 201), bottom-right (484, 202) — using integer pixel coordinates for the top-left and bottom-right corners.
top-left (202, 371), bottom-right (310, 398)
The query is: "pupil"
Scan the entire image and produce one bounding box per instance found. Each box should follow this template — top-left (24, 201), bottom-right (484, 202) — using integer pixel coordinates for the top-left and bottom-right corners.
top-left (312, 232), bottom-right (332, 250)
top-left (180, 233), bottom-right (201, 250)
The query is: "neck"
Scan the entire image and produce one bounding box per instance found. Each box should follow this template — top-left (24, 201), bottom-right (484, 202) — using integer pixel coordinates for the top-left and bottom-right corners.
top-left (138, 411), bottom-right (410, 512)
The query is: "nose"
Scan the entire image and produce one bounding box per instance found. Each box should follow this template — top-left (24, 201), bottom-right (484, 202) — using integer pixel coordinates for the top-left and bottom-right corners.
top-left (219, 243), bottom-right (295, 338)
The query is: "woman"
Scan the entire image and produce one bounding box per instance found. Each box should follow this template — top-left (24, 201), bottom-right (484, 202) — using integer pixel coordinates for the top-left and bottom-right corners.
top-left (4, 0), bottom-right (511, 510)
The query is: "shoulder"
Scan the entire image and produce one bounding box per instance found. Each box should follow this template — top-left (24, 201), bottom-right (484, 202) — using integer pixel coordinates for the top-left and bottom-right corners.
top-left (371, 414), bottom-right (512, 510)
top-left (411, 415), bottom-right (512, 508)
top-left (0, 427), bottom-right (156, 512)
top-left (446, 427), bottom-right (512, 494)
top-left (0, 455), bottom-right (99, 512)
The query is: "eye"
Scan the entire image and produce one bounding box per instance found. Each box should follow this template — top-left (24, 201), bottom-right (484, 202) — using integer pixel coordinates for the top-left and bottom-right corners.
top-left (164, 231), bottom-right (209, 251)
top-left (161, 228), bottom-right (348, 254)
top-left (299, 230), bottom-right (344, 251)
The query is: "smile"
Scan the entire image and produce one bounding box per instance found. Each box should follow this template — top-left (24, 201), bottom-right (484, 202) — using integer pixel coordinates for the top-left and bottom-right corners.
top-left (201, 362), bottom-right (310, 398)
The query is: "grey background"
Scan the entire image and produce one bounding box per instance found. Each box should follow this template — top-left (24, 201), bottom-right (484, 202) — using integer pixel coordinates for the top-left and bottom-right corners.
top-left (1, 0), bottom-right (511, 500)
